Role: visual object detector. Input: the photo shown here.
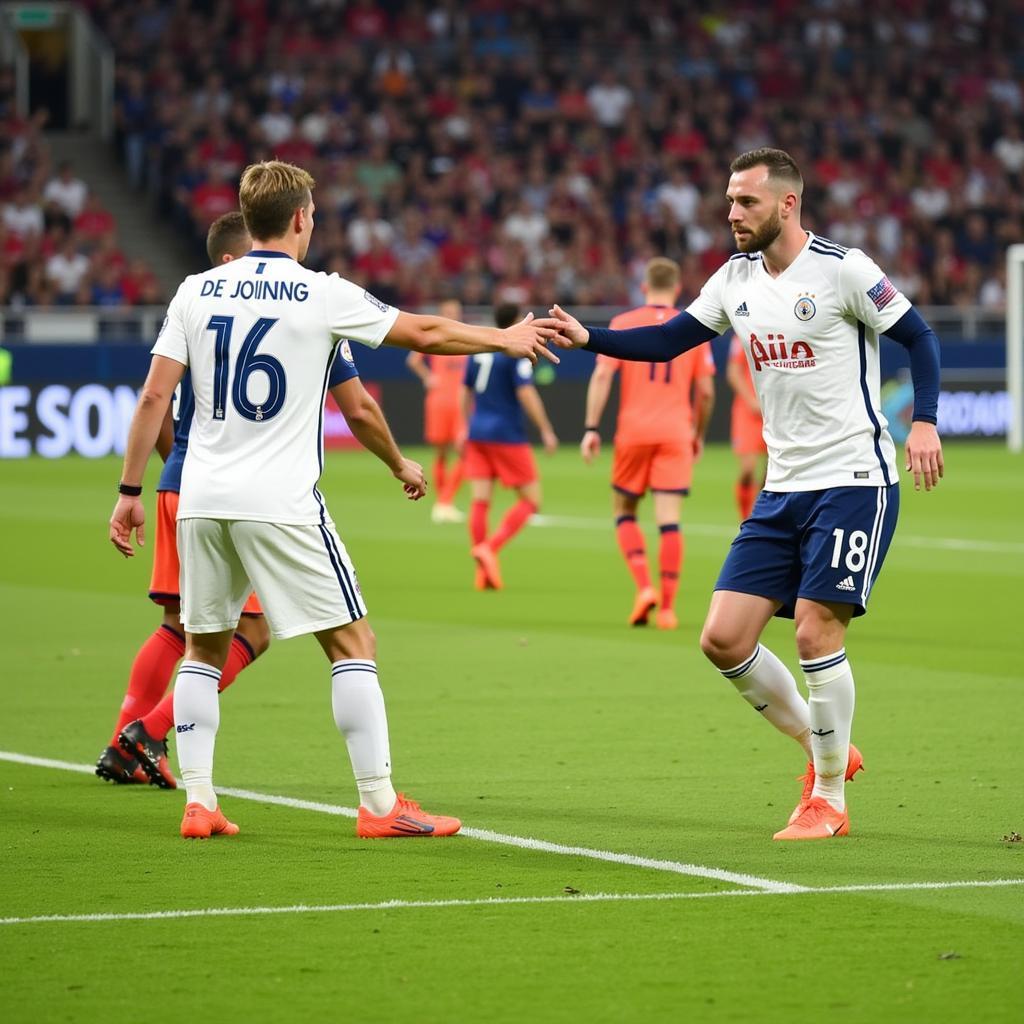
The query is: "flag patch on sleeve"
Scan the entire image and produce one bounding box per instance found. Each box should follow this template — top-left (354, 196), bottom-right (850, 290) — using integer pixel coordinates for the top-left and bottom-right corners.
top-left (866, 277), bottom-right (897, 311)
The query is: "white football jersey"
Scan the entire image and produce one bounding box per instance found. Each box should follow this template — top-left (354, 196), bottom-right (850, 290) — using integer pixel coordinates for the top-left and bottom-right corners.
top-left (151, 251), bottom-right (398, 524)
top-left (687, 232), bottom-right (911, 491)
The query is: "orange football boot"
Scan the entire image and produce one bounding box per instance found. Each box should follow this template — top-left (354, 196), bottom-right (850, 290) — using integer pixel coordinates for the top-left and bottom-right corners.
top-left (655, 607), bottom-right (678, 630)
top-left (774, 796), bottom-right (849, 840)
top-left (180, 803), bottom-right (240, 839)
top-left (357, 793), bottom-right (461, 838)
top-left (474, 566), bottom-right (496, 591)
top-left (628, 586), bottom-right (658, 626)
top-left (787, 743), bottom-right (864, 825)
top-left (470, 542), bottom-right (503, 590)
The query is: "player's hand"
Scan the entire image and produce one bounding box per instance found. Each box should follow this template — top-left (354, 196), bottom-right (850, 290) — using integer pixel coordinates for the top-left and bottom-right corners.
top-left (500, 312), bottom-right (561, 365)
top-left (423, 372), bottom-right (438, 390)
top-left (904, 421), bottom-right (943, 492)
top-left (109, 496), bottom-right (145, 557)
top-left (394, 457), bottom-right (427, 500)
top-left (580, 430), bottom-right (600, 463)
top-left (542, 428), bottom-right (558, 455)
top-left (545, 304), bottom-right (590, 348)
top-left (693, 435), bottom-right (705, 461)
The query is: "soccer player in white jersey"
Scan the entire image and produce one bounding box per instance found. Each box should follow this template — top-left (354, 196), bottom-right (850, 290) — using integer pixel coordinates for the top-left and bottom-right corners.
top-left (109, 160), bottom-right (558, 840)
top-left (546, 148), bottom-right (943, 840)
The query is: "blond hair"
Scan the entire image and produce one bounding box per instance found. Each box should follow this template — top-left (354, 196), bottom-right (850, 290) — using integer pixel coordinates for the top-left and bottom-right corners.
top-left (645, 257), bottom-right (681, 292)
top-left (238, 160), bottom-right (316, 241)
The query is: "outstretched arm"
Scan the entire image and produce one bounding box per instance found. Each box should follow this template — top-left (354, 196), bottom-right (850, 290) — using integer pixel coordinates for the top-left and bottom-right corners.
top-left (386, 310), bottom-right (560, 364)
top-left (110, 355), bottom-right (185, 557)
top-left (883, 308), bottom-right (943, 491)
top-left (547, 304), bottom-right (719, 362)
top-left (330, 378), bottom-right (426, 500)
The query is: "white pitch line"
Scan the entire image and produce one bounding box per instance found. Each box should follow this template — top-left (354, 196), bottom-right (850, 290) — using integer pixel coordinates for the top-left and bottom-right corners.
top-left (0, 751), bottom-right (797, 893)
top-left (531, 515), bottom-right (1024, 556)
top-left (2, 879), bottom-right (1022, 928)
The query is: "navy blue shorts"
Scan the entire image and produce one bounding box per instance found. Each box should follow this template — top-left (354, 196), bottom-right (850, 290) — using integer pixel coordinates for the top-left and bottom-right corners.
top-left (714, 485), bottom-right (900, 619)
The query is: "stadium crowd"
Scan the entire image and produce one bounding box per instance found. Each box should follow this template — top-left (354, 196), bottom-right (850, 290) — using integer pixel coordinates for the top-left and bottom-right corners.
top-left (0, 69), bottom-right (164, 309)
top-left (5, 1), bottom-right (1022, 310)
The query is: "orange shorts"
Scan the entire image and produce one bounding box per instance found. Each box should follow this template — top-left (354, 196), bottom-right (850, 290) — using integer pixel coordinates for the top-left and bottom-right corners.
top-left (612, 439), bottom-right (693, 497)
top-left (463, 440), bottom-right (537, 487)
top-left (731, 401), bottom-right (767, 455)
top-left (424, 395), bottom-right (464, 446)
top-left (150, 490), bottom-right (262, 614)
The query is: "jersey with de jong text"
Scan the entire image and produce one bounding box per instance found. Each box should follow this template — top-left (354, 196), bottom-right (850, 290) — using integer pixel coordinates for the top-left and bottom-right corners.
top-left (151, 251), bottom-right (398, 523)
top-left (600, 304), bottom-right (715, 447)
top-left (464, 352), bottom-right (533, 443)
top-left (685, 233), bottom-right (910, 491)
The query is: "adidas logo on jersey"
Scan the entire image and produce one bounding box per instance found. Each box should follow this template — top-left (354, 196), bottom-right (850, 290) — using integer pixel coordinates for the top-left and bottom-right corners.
top-left (835, 576), bottom-right (856, 592)
top-left (735, 301), bottom-right (749, 316)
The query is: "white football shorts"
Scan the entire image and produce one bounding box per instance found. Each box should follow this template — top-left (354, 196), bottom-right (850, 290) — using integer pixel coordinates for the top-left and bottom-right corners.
top-left (177, 518), bottom-right (367, 639)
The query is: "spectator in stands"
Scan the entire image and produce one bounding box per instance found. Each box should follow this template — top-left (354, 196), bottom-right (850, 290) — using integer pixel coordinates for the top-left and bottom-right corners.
top-left (42, 161), bottom-right (88, 219)
top-left (45, 236), bottom-right (91, 302)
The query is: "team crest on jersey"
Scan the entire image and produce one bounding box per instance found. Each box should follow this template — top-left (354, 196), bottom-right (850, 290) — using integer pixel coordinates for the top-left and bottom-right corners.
top-left (363, 290), bottom-right (389, 313)
top-left (340, 340), bottom-right (354, 362)
top-left (794, 295), bottom-right (816, 321)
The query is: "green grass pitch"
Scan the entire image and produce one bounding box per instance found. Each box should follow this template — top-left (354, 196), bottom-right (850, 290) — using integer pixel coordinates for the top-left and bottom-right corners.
top-left (1, 443), bottom-right (1021, 1023)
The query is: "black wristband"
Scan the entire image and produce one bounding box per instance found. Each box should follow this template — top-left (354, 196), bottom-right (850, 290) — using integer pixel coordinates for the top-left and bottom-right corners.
top-left (118, 482), bottom-right (143, 496)
top-left (584, 426), bottom-right (600, 433)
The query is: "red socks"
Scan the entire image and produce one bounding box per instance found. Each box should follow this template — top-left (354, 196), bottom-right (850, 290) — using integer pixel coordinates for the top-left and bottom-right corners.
top-left (433, 455), bottom-right (448, 499)
top-left (439, 458), bottom-right (464, 505)
top-left (658, 524), bottom-right (683, 611)
top-left (615, 516), bottom-right (651, 591)
top-left (109, 625), bottom-right (184, 746)
top-left (736, 479), bottom-right (758, 521)
top-left (490, 499), bottom-right (537, 552)
top-left (470, 499), bottom-right (489, 545)
top-left (139, 634), bottom-right (255, 742)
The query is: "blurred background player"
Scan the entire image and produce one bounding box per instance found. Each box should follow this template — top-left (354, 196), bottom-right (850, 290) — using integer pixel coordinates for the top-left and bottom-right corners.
top-left (726, 334), bottom-right (767, 521)
top-left (111, 213), bottom-right (427, 791)
top-left (405, 297), bottom-right (468, 523)
top-left (464, 303), bottom-right (558, 590)
top-left (580, 258), bottom-right (714, 629)
top-left (96, 213), bottom-right (271, 786)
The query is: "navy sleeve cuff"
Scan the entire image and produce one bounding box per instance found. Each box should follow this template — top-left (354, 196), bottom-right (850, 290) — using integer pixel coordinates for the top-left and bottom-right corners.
top-left (883, 308), bottom-right (940, 425)
top-left (585, 311), bottom-right (718, 362)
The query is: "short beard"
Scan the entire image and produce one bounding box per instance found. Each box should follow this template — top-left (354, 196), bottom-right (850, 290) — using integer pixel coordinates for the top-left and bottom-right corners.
top-left (736, 208), bottom-right (782, 253)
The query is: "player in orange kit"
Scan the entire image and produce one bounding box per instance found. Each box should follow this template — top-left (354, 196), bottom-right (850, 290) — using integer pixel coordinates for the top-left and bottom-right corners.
top-left (406, 297), bottom-right (468, 523)
top-left (727, 334), bottom-right (768, 520)
top-left (581, 258), bottom-right (715, 629)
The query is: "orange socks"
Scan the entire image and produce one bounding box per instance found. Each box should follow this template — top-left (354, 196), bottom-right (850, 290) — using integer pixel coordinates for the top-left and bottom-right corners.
top-left (658, 524), bottom-right (683, 610)
top-left (110, 625), bottom-right (184, 746)
top-left (615, 515), bottom-right (651, 591)
top-left (736, 478), bottom-right (758, 521)
top-left (470, 499), bottom-right (489, 545)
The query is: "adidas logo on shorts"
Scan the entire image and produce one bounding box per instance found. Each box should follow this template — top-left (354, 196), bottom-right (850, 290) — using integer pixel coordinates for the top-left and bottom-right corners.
top-left (835, 576), bottom-right (856, 592)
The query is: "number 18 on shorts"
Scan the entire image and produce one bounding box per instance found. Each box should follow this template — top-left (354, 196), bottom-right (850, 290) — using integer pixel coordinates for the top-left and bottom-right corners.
top-left (714, 484), bottom-right (900, 618)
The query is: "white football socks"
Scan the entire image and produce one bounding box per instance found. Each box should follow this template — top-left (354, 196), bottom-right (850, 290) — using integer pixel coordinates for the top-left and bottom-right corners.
top-left (801, 650), bottom-right (855, 812)
top-left (173, 660), bottom-right (221, 811)
top-left (721, 644), bottom-right (813, 756)
top-left (331, 660), bottom-right (397, 817)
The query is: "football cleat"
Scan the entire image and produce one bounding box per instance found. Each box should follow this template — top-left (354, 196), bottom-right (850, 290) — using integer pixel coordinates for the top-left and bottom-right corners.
top-left (474, 565), bottom-right (496, 591)
top-left (119, 719), bottom-right (177, 789)
top-left (180, 802), bottom-right (239, 839)
top-left (357, 793), bottom-right (461, 838)
top-left (431, 503), bottom-right (465, 524)
top-left (787, 743), bottom-right (864, 825)
top-left (773, 796), bottom-right (849, 840)
top-left (470, 542), bottom-right (503, 590)
top-left (95, 745), bottom-right (149, 785)
top-left (628, 586), bottom-right (658, 626)
top-left (655, 607), bottom-right (678, 630)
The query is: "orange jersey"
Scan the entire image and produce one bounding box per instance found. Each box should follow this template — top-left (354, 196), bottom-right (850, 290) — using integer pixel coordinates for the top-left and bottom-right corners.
top-left (425, 354), bottom-right (468, 399)
top-left (600, 305), bottom-right (715, 446)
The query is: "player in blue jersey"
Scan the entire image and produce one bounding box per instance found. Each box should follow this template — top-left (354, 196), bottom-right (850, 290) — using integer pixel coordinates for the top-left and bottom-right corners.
top-left (100, 212), bottom-right (427, 790)
top-left (546, 148), bottom-right (943, 840)
top-left (464, 303), bottom-right (558, 590)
